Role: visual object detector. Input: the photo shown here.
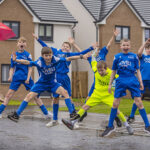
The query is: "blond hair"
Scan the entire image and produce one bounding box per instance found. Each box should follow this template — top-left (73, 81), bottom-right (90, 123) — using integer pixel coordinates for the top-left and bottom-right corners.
top-left (17, 37), bottom-right (26, 43)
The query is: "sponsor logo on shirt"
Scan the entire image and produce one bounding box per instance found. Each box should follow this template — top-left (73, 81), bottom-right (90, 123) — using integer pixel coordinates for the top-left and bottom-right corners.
top-left (144, 57), bottom-right (150, 63)
top-left (119, 61), bottom-right (131, 67)
top-left (42, 67), bottom-right (56, 75)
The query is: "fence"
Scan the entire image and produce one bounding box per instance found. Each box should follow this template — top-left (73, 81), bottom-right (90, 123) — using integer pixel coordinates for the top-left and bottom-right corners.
top-left (72, 71), bottom-right (88, 98)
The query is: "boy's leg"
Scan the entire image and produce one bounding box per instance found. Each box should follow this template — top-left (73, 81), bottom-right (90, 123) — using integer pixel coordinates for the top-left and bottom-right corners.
top-left (34, 97), bottom-right (52, 119)
top-left (46, 98), bottom-right (59, 127)
top-left (134, 97), bottom-right (150, 132)
top-left (62, 104), bottom-right (90, 130)
top-left (127, 103), bottom-right (137, 123)
top-left (8, 92), bottom-right (38, 122)
top-left (101, 98), bottom-right (120, 137)
top-left (56, 86), bottom-right (74, 115)
top-left (0, 89), bottom-right (15, 116)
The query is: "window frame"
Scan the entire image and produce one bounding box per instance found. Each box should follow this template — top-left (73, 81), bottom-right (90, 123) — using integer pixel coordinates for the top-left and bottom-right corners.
top-left (115, 25), bottom-right (130, 42)
top-left (145, 28), bottom-right (150, 41)
top-left (1, 64), bottom-right (11, 84)
top-left (2, 21), bottom-right (20, 39)
top-left (38, 24), bottom-right (53, 41)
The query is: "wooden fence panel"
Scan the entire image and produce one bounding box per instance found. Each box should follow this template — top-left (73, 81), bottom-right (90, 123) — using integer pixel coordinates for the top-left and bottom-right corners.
top-left (72, 71), bottom-right (88, 98)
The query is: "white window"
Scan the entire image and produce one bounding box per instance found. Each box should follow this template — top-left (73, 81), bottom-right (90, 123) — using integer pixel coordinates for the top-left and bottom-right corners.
top-left (3, 21), bottom-right (20, 39)
top-left (145, 28), bottom-right (150, 41)
top-left (1, 64), bottom-right (10, 83)
top-left (39, 24), bottom-right (53, 41)
top-left (115, 26), bottom-right (130, 42)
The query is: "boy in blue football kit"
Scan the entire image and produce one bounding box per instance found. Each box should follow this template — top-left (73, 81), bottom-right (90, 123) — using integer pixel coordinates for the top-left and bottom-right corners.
top-left (32, 34), bottom-right (96, 127)
top-left (128, 38), bottom-right (150, 123)
top-left (101, 39), bottom-right (150, 137)
top-left (7, 46), bottom-right (95, 122)
top-left (0, 37), bottom-right (51, 119)
top-left (79, 30), bottom-right (121, 123)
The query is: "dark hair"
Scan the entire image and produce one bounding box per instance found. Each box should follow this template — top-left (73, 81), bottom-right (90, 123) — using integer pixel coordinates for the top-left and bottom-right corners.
top-left (62, 42), bottom-right (71, 49)
top-left (145, 43), bottom-right (150, 49)
top-left (97, 60), bottom-right (107, 69)
top-left (41, 47), bottom-right (53, 55)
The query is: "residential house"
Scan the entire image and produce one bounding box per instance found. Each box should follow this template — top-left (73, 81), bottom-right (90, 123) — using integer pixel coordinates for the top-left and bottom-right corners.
top-left (0, 0), bottom-right (77, 100)
top-left (62, 0), bottom-right (150, 97)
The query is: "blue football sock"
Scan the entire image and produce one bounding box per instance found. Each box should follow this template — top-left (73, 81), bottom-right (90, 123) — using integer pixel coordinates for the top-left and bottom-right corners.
top-left (108, 108), bottom-right (117, 127)
top-left (53, 104), bottom-right (59, 120)
top-left (16, 101), bottom-right (28, 116)
top-left (40, 104), bottom-right (48, 115)
top-left (130, 103), bottom-right (137, 118)
top-left (72, 103), bottom-right (75, 111)
top-left (65, 98), bottom-right (74, 114)
top-left (139, 108), bottom-right (150, 127)
top-left (0, 104), bottom-right (6, 114)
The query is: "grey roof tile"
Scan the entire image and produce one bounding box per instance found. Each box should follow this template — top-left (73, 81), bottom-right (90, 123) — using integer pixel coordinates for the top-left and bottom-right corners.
top-left (127, 0), bottom-right (150, 25)
top-left (79, 0), bottom-right (120, 21)
top-left (22, 0), bottom-right (77, 23)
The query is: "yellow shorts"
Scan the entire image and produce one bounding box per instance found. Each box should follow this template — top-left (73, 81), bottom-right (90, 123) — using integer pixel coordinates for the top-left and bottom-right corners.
top-left (86, 90), bottom-right (114, 107)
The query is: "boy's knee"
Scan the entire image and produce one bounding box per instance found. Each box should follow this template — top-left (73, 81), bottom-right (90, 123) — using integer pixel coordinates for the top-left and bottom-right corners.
top-left (113, 99), bottom-right (120, 108)
top-left (53, 98), bottom-right (59, 104)
top-left (63, 90), bottom-right (69, 98)
top-left (135, 98), bottom-right (143, 109)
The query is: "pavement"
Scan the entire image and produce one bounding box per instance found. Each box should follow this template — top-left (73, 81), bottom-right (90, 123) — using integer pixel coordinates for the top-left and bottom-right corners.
top-left (0, 106), bottom-right (150, 150)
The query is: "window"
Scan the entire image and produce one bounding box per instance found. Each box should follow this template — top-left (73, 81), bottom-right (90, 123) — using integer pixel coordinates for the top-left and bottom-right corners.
top-left (115, 26), bottom-right (130, 42)
top-left (145, 28), bottom-right (150, 41)
top-left (1, 64), bottom-right (11, 83)
top-left (39, 24), bottom-right (53, 41)
top-left (2, 21), bottom-right (20, 39)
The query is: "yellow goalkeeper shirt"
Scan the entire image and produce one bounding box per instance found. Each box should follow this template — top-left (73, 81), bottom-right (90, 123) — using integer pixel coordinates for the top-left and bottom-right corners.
top-left (91, 60), bottom-right (112, 93)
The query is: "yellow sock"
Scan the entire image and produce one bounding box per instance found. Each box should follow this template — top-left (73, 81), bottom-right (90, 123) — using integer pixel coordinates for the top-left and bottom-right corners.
top-left (77, 108), bottom-right (86, 117)
top-left (118, 112), bottom-right (126, 123)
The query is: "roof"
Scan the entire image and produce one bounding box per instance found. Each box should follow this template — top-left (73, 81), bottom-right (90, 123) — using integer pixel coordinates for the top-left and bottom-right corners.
top-left (79, 0), bottom-right (120, 21)
top-left (79, 0), bottom-right (150, 26)
top-left (127, 0), bottom-right (150, 26)
top-left (22, 0), bottom-right (77, 23)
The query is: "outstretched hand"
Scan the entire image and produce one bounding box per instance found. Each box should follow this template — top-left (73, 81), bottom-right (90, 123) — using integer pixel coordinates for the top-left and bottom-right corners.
top-left (92, 42), bottom-right (99, 49)
top-left (12, 51), bottom-right (16, 61)
top-left (68, 37), bottom-right (75, 44)
top-left (114, 29), bottom-right (120, 37)
top-left (146, 38), bottom-right (150, 44)
top-left (32, 33), bottom-right (38, 40)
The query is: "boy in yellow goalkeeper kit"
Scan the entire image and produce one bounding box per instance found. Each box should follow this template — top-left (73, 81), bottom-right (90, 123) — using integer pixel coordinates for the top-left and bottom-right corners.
top-left (62, 58), bottom-right (133, 135)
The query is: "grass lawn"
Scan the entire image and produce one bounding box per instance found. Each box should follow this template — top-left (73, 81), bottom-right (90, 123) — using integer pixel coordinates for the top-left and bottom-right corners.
top-left (2, 98), bottom-right (150, 116)
top-left (56, 98), bottom-right (150, 116)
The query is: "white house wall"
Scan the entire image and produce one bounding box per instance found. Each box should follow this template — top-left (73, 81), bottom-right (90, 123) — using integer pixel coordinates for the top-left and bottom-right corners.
top-left (62, 0), bottom-right (97, 92)
top-left (34, 23), bottom-right (72, 82)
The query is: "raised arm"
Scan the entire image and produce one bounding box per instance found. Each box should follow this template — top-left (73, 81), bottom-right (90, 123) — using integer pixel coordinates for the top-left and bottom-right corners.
top-left (32, 33), bottom-right (48, 47)
top-left (108, 70), bottom-right (116, 93)
top-left (106, 29), bottom-right (120, 50)
top-left (68, 43), bottom-right (97, 56)
top-left (66, 55), bottom-right (83, 61)
top-left (8, 68), bottom-right (14, 82)
top-left (12, 52), bottom-right (30, 65)
top-left (68, 37), bottom-right (82, 52)
top-left (138, 38), bottom-right (150, 57)
top-left (25, 67), bottom-right (32, 84)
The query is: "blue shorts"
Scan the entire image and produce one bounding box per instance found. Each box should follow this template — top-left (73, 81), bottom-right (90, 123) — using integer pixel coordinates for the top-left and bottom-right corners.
top-left (9, 79), bottom-right (34, 91)
top-left (88, 80), bottom-right (95, 97)
top-left (141, 80), bottom-right (150, 94)
top-left (114, 76), bottom-right (141, 98)
top-left (31, 81), bottom-right (61, 95)
top-left (53, 73), bottom-right (71, 98)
